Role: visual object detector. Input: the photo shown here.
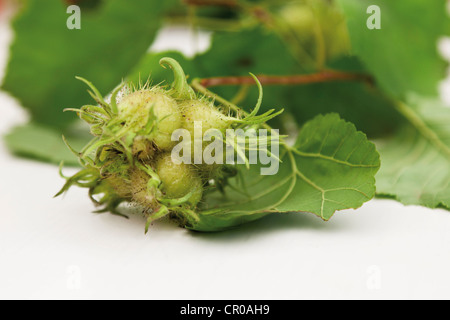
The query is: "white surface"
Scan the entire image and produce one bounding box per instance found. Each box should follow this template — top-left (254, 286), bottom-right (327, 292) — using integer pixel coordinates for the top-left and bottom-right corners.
top-left (1, 13), bottom-right (450, 301)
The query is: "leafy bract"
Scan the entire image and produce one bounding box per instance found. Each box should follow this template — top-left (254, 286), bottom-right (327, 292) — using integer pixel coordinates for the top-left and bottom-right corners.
top-left (2, 0), bottom-right (176, 128)
top-left (376, 96), bottom-right (450, 210)
top-left (337, 0), bottom-right (448, 98)
top-left (190, 113), bottom-right (380, 231)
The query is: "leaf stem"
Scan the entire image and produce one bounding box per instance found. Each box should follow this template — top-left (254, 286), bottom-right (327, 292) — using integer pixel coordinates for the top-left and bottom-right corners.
top-left (182, 0), bottom-right (239, 7)
top-left (198, 71), bottom-right (374, 88)
top-left (394, 101), bottom-right (450, 158)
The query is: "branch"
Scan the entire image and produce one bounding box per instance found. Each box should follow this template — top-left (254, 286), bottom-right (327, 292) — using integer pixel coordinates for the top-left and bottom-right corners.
top-left (182, 0), bottom-right (239, 7)
top-left (199, 71), bottom-right (375, 88)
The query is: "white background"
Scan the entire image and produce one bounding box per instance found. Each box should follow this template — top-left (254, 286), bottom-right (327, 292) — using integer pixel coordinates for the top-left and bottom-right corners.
top-left (1, 6), bottom-right (450, 300)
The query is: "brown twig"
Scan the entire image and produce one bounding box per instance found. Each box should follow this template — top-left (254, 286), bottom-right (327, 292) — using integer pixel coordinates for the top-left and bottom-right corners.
top-left (182, 0), bottom-right (239, 7)
top-left (199, 71), bottom-right (375, 88)
top-left (249, 5), bottom-right (274, 26)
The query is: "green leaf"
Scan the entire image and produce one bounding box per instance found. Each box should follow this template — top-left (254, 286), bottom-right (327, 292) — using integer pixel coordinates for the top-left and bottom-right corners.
top-left (4, 123), bottom-right (89, 166)
top-left (376, 96), bottom-right (450, 210)
top-left (2, 0), bottom-right (176, 128)
top-left (337, 0), bottom-right (448, 98)
top-left (190, 113), bottom-right (380, 231)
